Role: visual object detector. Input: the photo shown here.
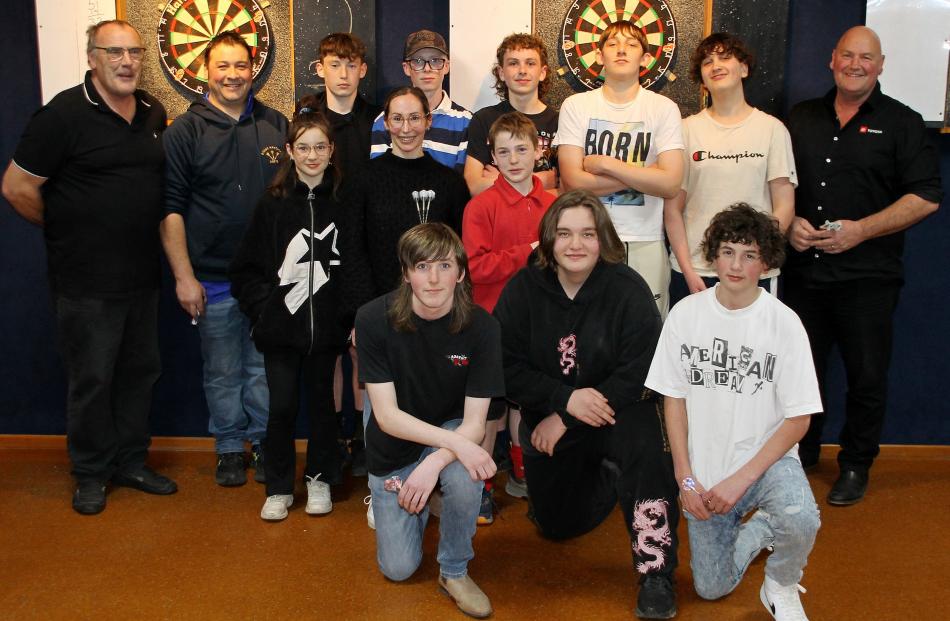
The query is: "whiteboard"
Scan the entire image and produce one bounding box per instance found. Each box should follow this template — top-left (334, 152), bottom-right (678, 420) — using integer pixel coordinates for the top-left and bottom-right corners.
top-left (866, 0), bottom-right (950, 123)
top-left (449, 0), bottom-right (533, 113)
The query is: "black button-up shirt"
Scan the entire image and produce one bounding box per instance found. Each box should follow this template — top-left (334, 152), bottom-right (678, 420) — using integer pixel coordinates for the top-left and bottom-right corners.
top-left (786, 84), bottom-right (942, 285)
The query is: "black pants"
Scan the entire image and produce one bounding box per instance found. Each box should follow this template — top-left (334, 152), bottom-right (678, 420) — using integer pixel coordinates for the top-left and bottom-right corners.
top-left (784, 278), bottom-right (901, 473)
top-left (263, 349), bottom-right (341, 495)
top-left (54, 290), bottom-right (161, 482)
top-left (521, 399), bottom-right (679, 576)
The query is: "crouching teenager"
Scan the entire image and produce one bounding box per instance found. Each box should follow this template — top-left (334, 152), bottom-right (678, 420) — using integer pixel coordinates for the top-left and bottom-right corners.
top-left (355, 223), bottom-right (504, 619)
top-left (493, 190), bottom-right (680, 619)
top-left (646, 204), bottom-right (822, 621)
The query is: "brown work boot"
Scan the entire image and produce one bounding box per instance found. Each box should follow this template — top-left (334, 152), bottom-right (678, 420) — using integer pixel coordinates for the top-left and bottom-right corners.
top-left (438, 574), bottom-right (493, 618)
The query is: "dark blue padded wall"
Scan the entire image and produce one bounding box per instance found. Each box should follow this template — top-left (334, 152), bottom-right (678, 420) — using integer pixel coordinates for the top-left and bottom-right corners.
top-left (1, 0), bottom-right (948, 442)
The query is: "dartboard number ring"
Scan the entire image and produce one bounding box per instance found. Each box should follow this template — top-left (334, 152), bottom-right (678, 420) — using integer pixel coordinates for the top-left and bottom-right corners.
top-left (157, 0), bottom-right (273, 96)
top-left (561, 0), bottom-right (676, 91)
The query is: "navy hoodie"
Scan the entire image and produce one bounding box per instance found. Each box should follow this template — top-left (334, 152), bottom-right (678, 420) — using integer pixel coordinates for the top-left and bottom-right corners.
top-left (493, 258), bottom-right (662, 442)
top-left (163, 96), bottom-right (288, 281)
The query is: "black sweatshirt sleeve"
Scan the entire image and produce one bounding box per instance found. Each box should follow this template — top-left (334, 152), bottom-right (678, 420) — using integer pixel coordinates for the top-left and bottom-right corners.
top-left (229, 196), bottom-right (276, 322)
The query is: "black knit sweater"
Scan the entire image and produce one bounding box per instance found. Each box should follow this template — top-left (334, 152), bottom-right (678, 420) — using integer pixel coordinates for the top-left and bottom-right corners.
top-left (354, 150), bottom-right (470, 296)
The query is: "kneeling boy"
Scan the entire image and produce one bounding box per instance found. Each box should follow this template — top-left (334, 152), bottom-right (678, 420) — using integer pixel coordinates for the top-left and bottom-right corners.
top-left (646, 204), bottom-right (822, 620)
top-left (356, 223), bottom-right (504, 619)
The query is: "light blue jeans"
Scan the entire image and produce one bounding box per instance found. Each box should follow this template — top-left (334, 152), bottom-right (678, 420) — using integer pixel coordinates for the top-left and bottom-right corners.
top-left (368, 419), bottom-right (482, 581)
top-left (685, 455), bottom-right (820, 599)
top-left (197, 295), bottom-right (269, 453)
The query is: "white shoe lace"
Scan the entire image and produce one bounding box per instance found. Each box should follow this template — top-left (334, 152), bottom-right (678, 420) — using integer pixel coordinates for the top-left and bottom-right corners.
top-left (766, 580), bottom-right (808, 621)
top-left (364, 494), bottom-right (375, 530)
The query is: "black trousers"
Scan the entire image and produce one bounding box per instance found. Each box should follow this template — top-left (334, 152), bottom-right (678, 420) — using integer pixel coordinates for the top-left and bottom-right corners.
top-left (521, 399), bottom-right (679, 577)
top-left (53, 290), bottom-right (161, 482)
top-left (263, 349), bottom-right (341, 495)
top-left (784, 278), bottom-right (901, 473)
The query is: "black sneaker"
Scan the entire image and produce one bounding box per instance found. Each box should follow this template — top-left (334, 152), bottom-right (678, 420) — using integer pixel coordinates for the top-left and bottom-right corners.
top-left (350, 439), bottom-right (367, 477)
top-left (215, 452), bottom-right (246, 487)
top-left (636, 573), bottom-right (677, 619)
top-left (73, 480), bottom-right (106, 515)
top-left (112, 466), bottom-right (178, 494)
top-left (250, 445), bottom-right (266, 484)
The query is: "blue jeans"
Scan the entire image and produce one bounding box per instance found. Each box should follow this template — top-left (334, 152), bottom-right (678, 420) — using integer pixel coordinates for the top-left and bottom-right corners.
top-left (367, 419), bottom-right (482, 581)
top-left (197, 295), bottom-right (269, 453)
top-left (685, 455), bottom-right (820, 599)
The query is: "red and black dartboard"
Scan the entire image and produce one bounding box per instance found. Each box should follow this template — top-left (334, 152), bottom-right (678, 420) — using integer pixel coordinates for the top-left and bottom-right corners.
top-left (157, 0), bottom-right (273, 96)
top-left (561, 0), bottom-right (676, 90)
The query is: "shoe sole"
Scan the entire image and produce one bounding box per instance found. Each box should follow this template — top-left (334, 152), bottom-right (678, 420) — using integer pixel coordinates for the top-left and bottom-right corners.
top-left (438, 584), bottom-right (493, 619)
top-left (73, 502), bottom-right (105, 515)
top-left (216, 474), bottom-right (247, 487)
top-left (111, 478), bottom-right (178, 495)
top-left (827, 493), bottom-right (865, 506)
top-left (306, 504), bottom-right (332, 515)
top-left (634, 606), bottom-right (677, 619)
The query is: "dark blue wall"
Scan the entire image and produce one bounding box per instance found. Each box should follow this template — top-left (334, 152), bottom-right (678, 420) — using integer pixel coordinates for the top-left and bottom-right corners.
top-left (2, 0), bottom-right (948, 443)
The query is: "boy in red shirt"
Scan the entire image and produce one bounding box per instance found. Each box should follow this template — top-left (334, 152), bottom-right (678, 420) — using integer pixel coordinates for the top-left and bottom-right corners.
top-left (463, 111), bottom-right (554, 522)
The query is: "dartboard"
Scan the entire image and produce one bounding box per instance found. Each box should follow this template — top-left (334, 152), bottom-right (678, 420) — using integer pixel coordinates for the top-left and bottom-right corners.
top-left (561, 0), bottom-right (676, 90)
top-left (157, 0), bottom-right (273, 95)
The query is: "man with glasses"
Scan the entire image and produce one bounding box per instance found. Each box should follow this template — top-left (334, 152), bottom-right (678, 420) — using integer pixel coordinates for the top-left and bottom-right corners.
top-left (369, 30), bottom-right (471, 171)
top-left (161, 31), bottom-right (288, 488)
top-left (2, 20), bottom-right (176, 514)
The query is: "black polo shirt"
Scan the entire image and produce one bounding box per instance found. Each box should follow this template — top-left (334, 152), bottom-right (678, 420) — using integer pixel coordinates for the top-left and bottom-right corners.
top-left (12, 71), bottom-right (167, 297)
top-left (786, 84), bottom-right (943, 285)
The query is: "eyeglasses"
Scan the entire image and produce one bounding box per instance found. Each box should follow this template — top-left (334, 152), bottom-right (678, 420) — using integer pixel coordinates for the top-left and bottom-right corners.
top-left (405, 57), bottom-right (446, 71)
top-left (94, 46), bottom-right (145, 62)
top-left (716, 248), bottom-right (761, 264)
top-left (293, 143), bottom-right (332, 156)
top-left (387, 114), bottom-right (428, 128)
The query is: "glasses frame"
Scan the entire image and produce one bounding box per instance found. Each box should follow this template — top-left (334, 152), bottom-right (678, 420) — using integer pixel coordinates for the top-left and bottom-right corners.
top-left (386, 113), bottom-right (430, 129)
top-left (293, 143), bottom-right (333, 157)
top-left (94, 46), bottom-right (146, 62)
top-left (404, 57), bottom-right (447, 72)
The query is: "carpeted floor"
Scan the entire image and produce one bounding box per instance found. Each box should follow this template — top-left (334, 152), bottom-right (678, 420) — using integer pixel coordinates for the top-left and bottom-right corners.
top-left (1, 441), bottom-right (947, 620)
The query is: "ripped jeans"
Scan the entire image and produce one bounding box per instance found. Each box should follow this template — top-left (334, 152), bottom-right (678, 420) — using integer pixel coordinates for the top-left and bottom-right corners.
top-left (685, 455), bottom-right (820, 599)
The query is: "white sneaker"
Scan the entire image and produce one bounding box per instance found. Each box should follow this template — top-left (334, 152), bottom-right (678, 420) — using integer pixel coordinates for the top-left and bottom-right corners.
top-left (260, 494), bottom-right (293, 521)
top-left (305, 474), bottom-right (332, 515)
top-left (760, 575), bottom-right (809, 621)
top-left (364, 494), bottom-right (375, 530)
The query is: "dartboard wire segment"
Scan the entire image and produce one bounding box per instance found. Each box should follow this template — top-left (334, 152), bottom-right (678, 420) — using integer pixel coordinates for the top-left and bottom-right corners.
top-left (158, 0), bottom-right (273, 96)
top-left (560, 0), bottom-right (676, 90)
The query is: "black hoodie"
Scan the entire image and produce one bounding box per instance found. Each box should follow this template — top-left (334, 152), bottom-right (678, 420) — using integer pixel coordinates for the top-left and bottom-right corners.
top-left (163, 96), bottom-right (288, 281)
top-left (229, 176), bottom-right (372, 354)
top-left (493, 258), bottom-right (662, 440)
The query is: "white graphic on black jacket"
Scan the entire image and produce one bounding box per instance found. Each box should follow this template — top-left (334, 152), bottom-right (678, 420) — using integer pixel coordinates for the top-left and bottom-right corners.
top-left (278, 224), bottom-right (339, 314)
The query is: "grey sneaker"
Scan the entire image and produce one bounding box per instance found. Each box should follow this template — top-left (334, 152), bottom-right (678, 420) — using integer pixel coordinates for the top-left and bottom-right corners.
top-left (215, 452), bottom-right (246, 487)
top-left (438, 574), bottom-right (493, 619)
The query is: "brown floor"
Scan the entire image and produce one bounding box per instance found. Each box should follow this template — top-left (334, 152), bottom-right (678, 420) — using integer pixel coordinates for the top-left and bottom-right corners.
top-left (1, 440), bottom-right (948, 620)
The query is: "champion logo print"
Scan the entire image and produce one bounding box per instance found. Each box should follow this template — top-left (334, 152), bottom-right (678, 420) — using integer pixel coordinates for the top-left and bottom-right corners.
top-left (446, 354), bottom-right (469, 367)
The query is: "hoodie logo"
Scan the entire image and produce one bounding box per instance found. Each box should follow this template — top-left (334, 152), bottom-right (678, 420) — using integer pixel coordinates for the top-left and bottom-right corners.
top-left (446, 354), bottom-right (469, 367)
top-left (261, 145), bottom-right (282, 164)
top-left (558, 334), bottom-right (577, 375)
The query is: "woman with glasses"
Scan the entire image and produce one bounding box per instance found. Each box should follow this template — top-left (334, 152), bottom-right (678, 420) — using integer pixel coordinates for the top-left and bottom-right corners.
top-left (356, 86), bottom-right (470, 298)
top-left (230, 109), bottom-right (371, 521)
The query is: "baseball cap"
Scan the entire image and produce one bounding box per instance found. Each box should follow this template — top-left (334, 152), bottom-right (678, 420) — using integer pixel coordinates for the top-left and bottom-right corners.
top-left (404, 30), bottom-right (448, 59)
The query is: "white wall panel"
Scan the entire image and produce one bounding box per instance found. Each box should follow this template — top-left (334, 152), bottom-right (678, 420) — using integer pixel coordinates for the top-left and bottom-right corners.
top-left (36, 0), bottom-right (116, 103)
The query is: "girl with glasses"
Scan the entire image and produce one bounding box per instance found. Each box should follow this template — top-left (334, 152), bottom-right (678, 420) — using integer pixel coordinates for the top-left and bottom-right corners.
top-left (230, 108), bottom-right (371, 522)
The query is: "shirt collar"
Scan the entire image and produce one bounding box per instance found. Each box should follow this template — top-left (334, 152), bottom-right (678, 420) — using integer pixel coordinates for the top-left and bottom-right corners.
top-left (494, 173), bottom-right (544, 206)
top-left (433, 90), bottom-right (453, 112)
top-left (824, 81), bottom-right (884, 115)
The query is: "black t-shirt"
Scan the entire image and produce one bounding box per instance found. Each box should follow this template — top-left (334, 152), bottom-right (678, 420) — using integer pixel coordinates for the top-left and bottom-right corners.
top-left (12, 71), bottom-right (167, 297)
top-left (466, 101), bottom-right (558, 172)
top-left (786, 84), bottom-right (943, 285)
top-left (356, 292), bottom-right (505, 475)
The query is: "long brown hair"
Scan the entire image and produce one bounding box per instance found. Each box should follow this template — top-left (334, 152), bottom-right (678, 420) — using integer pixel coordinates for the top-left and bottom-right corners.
top-left (268, 108), bottom-right (341, 198)
top-left (388, 223), bottom-right (474, 334)
top-left (534, 189), bottom-right (625, 269)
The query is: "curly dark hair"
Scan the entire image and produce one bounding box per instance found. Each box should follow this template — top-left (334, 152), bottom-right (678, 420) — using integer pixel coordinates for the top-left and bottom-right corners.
top-left (700, 203), bottom-right (785, 269)
top-left (689, 32), bottom-right (756, 84)
top-left (492, 33), bottom-right (552, 101)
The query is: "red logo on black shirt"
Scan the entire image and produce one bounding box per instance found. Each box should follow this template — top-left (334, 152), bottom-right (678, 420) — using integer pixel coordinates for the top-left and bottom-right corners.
top-left (859, 125), bottom-right (883, 135)
top-left (446, 354), bottom-right (469, 367)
